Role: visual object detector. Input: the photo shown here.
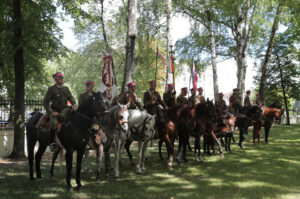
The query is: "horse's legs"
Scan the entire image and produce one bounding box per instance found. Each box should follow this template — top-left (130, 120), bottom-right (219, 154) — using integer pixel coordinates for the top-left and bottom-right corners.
top-left (141, 140), bottom-right (149, 171)
top-left (258, 126), bottom-right (262, 143)
top-left (265, 125), bottom-right (271, 144)
top-left (114, 134), bottom-right (126, 178)
top-left (96, 144), bottom-right (104, 184)
top-left (75, 148), bottom-right (84, 189)
top-left (210, 130), bottom-right (224, 158)
top-left (225, 135), bottom-right (228, 151)
top-left (27, 137), bottom-right (37, 181)
top-left (104, 146), bottom-right (111, 178)
top-left (50, 148), bottom-right (61, 177)
top-left (65, 149), bottom-right (73, 188)
top-left (136, 141), bottom-right (144, 173)
top-left (239, 128), bottom-right (246, 148)
top-left (158, 139), bottom-right (164, 160)
top-left (35, 144), bottom-right (47, 179)
top-left (125, 140), bottom-right (134, 166)
top-left (253, 125), bottom-right (257, 143)
top-left (228, 133), bottom-right (232, 151)
top-left (187, 139), bottom-right (192, 152)
top-left (164, 134), bottom-right (174, 167)
top-left (83, 147), bottom-right (91, 173)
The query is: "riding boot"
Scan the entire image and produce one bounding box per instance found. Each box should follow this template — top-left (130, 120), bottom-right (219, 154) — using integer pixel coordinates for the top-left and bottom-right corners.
top-left (49, 129), bottom-right (58, 152)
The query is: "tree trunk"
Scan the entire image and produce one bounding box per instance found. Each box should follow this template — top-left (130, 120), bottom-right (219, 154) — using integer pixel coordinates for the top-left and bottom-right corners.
top-left (277, 55), bottom-right (290, 125)
top-left (10, 0), bottom-right (25, 158)
top-left (206, 9), bottom-right (219, 102)
top-left (121, 0), bottom-right (137, 93)
top-left (99, 0), bottom-right (117, 85)
top-left (259, 1), bottom-right (283, 102)
top-left (165, 0), bottom-right (172, 91)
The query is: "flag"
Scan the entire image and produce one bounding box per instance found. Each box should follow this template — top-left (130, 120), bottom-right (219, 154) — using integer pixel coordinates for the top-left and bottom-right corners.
top-left (191, 58), bottom-right (198, 91)
top-left (157, 49), bottom-right (165, 69)
top-left (99, 54), bottom-right (118, 98)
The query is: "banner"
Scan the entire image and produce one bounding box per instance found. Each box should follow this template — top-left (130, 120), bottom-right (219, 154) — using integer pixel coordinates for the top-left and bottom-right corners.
top-left (99, 54), bottom-right (118, 98)
top-left (191, 58), bottom-right (198, 91)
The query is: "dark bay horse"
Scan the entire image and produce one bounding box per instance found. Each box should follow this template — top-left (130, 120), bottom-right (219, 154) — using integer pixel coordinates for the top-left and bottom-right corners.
top-left (177, 100), bottom-right (224, 163)
top-left (26, 92), bottom-right (107, 189)
top-left (235, 105), bottom-right (262, 148)
top-left (253, 101), bottom-right (283, 143)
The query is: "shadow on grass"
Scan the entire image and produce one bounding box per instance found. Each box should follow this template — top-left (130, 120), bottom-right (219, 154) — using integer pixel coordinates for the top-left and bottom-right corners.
top-left (0, 124), bottom-right (300, 199)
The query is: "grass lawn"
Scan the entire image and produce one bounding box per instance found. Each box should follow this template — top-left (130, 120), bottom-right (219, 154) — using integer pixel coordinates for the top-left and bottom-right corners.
top-left (0, 124), bottom-right (300, 199)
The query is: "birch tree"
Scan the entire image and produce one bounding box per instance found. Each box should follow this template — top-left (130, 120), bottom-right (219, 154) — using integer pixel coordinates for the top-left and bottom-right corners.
top-left (121, 0), bottom-right (137, 93)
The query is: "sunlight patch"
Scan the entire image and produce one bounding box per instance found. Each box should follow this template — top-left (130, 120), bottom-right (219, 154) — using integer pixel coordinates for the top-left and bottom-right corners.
top-left (40, 193), bottom-right (58, 198)
top-left (234, 180), bottom-right (269, 188)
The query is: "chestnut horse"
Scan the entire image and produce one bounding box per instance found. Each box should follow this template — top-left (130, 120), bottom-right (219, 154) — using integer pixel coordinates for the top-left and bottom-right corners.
top-left (156, 105), bottom-right (188, 167)
top-left (253, 101), bottom-right (283, 143)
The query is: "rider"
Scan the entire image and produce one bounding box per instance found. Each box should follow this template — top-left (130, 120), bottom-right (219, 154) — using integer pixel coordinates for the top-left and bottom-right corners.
top-left (254, 94), bottom-right (263, 107)
top-left (215, 92), bottom-right (228, 113)
top-left (196, 87), bottom-right (206, 103)
top-left (43, 72), bottom-right (77, 151)
top-left (120, 82), bottom-right (143, 110)
top-left (103, 84), bottom-right (118, 108)
top-left (143, 80), bottom-right (167, 115)
top-left (163, 84), bottom-right (176, 107)
top-left (229, 88), bottom-right (241, 115)
top-left (176, 87), bottom-right (189, 105)
top-left (188, 88), bottom-right (199, 106)
top-left (78, 81), bottom-right (95, 106)
top-left (244, 90), bottom-right (252, 107)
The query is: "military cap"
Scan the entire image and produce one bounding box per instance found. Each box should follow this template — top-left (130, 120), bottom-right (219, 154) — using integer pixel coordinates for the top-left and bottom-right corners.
top-left (181, 87), bottom-right (187, 91)
top-left (197, 87), bottom-right (203, 91)
top-left (85, 81), bottom-right (95, 87)
top-left (127, 82), bottom-right (136, 87)
top-left (52, 72), bottom-right (64, 80)
top-left (168, 84), bottom-right (174, 88)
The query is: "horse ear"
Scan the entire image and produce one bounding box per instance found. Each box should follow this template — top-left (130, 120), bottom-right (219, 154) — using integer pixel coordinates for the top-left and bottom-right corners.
top-left (118, 102), bottom-right (121, 107)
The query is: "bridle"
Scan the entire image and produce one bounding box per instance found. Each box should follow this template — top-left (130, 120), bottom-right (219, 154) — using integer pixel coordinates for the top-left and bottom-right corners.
top-left (117, 107), bottom-right (129, 127)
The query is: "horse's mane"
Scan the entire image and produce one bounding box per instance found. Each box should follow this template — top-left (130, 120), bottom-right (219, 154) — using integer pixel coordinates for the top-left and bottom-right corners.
top-left (78, 96), bottom-right (94, 112)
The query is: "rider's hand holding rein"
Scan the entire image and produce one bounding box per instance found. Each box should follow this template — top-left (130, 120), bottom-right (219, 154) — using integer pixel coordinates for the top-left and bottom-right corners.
top-left (51, 112), bottom-right (59, 116)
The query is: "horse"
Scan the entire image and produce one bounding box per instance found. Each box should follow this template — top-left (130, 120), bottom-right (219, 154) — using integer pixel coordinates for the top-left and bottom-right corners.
top-left (214, 112), bottom-right (236, 152)
top-left (253, 101), bottom-right (283, 143)
top-left (177, 100), bottom-right (224, 163)
top-left (235, 104), bottom-right (262, 148)
top-left (114, 108), bottom-right (156, 177)
top-left (26, 92), bottom-right (107, 189)
top-left (156, 104), bottom-right (188, 167)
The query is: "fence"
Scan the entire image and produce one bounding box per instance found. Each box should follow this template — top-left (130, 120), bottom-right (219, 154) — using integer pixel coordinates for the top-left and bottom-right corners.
top-left (0, 99), bottom-right (44, 127)
top-left (0, 99), bottom-right (44, 157)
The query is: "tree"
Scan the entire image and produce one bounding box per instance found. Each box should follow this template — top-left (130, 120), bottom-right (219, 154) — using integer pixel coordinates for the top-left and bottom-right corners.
top-left (258, 0), bottom-right (284, 102)
top-left (122, 0), bottom-right (137, 93)
top-left (10, 0), bottom-right (25, 158)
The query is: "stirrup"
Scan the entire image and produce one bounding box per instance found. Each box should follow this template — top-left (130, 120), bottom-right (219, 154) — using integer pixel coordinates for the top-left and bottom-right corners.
top-left (50, 143), bottom-right (58, 152)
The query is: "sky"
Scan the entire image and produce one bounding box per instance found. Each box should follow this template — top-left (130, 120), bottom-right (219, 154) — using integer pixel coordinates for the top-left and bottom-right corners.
top-left (58, 11), bottom-right (256, 96)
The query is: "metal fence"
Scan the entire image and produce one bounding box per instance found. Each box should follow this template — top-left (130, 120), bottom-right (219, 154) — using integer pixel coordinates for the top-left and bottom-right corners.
top-left (0, 99), bottom-right (44, 127)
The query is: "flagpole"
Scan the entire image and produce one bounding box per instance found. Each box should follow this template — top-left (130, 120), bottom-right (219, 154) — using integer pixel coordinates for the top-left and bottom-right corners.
top-left (154, 44), bottom-right (158, 91)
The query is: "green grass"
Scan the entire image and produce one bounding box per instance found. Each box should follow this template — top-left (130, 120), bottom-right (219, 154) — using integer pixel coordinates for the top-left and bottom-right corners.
top-left (1, 124), bottom-right (300, 199)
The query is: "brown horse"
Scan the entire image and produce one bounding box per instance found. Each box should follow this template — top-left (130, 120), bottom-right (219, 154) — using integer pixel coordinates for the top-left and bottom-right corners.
top-left (177, 100), bottom-right (224, 163)
top-left (157, 104), bottom-right (188, 167)
top-left (253, 101), bottom-right (283, 143)
top-left (214, 113), bottom-right (236, 152)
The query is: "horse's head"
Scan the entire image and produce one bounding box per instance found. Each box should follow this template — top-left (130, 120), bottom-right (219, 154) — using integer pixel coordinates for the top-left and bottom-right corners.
top-left (206, 98), bottom-right (218, 122)
top-left (92, 92), bottom-right (110, 119)
top-left (117, 102), bottom-right (129, 133)
top-left (273, 108), bottom-right (283, 124)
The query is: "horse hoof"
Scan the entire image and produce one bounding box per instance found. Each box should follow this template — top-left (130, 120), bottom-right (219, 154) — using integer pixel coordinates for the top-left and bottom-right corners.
top-left (141, 167), bottom-right (146, 172)
top-left (238, 143), bottom-right (244, 148)
top-left (159, 156), bottom-right (164, 161)
top-left (75, 185), bottom-right (82, 191)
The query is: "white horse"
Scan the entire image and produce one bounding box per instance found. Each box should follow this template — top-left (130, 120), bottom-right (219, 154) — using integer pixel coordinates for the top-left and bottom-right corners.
top-left (114, 109), bottom-right (156, 177)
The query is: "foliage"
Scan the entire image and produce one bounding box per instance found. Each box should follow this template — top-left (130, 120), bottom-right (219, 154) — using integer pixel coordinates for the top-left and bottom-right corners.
top-left (254, 31), bottom-right (300, 106)
top-left (1, 124), bottom-right (300, 198)
top-left (0, 0), bottom-right (66, 99)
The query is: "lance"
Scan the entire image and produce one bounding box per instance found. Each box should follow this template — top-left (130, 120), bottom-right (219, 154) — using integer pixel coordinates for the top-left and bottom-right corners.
top-left (169, 44), bottom-right (176, 105)
top-left (154, 44), bottom-right (158, 92)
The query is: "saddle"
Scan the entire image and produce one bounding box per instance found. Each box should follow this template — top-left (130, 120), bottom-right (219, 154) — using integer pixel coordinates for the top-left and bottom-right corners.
top-left (36, 114), bottom-right (68, 133)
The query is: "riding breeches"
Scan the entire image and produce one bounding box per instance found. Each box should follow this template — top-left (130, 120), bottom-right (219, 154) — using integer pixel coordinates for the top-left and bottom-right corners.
top-left (49, 108), bottom-right (70, 130)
